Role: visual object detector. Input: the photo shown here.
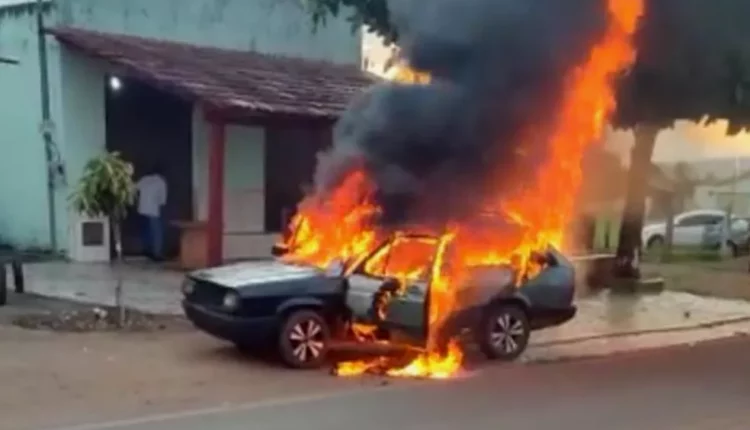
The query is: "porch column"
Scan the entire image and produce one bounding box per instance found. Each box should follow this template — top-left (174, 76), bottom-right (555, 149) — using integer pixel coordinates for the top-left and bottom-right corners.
top-left (207, 118), bottom-right (226, 266)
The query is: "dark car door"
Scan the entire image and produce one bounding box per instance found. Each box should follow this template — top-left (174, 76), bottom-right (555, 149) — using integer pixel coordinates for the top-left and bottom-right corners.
top-left (346, 236), bottom-right (438, 340)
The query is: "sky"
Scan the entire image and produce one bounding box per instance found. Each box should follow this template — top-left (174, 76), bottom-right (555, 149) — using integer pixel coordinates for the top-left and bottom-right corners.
top-left (606, 121), bottom-right (750, 165)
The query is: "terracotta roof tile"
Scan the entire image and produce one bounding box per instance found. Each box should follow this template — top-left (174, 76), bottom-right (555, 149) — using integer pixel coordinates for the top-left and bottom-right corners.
top-left (49, 26), bottom-right (376, 119)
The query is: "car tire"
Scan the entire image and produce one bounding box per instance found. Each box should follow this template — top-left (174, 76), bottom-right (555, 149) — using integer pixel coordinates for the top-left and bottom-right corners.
top-left (728, 241), bottom-right (739, 258)
top-left (477, 303), bottom-right (530, 361)
top-left (647, 236), bottom-right (665, 251)
top-left (278, 309), bottom-right (330, 369)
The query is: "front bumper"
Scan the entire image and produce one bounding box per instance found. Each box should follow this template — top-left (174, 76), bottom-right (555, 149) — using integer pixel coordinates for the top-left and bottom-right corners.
top-left (183, 300), bottom-right (278, 345)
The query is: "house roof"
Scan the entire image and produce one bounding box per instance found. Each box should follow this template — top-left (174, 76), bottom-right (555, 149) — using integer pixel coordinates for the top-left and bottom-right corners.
top-left (0, 0), bottom-right (36, 7)
top-left (49, 27), bottom-right (376, 120)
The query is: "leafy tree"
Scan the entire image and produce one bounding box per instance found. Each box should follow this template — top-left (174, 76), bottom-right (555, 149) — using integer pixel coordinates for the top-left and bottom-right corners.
top-left (70, 151), bottom-right (136, 327)
top-left (305, 0), bottom-right (396, 43)
top-left (304, 0), bottom-right (750, 276)
top-left (610, 0), bottom-right (750, 276)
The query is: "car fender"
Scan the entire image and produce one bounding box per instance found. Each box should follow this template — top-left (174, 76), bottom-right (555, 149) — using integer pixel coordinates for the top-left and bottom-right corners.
top-left (442, 288), bottom-right (530, 335)
top-left (488, 289), bottom-right (532, 311)
top-left (642, 224), bottom-right (665, 245)
top-left (276, 297), bottom-right (326, 317)
top-left (643, 230), bottom-right (662, 245)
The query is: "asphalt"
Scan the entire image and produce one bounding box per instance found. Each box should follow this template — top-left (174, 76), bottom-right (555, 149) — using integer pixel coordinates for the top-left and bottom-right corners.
top-left (50, 336), bottom-right (750, 430)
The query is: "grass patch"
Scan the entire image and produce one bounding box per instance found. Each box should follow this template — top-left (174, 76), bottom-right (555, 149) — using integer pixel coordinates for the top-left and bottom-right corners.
top-left (644, 249), bottom-right (723, 263)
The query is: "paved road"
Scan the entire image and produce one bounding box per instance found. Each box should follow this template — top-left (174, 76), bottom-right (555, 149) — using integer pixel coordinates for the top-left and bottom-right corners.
top-left (52, 337), bottom-right (750, 430)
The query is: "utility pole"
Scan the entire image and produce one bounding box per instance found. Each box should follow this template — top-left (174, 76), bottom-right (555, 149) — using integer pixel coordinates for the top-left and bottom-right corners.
top-left (36, 0), bottom-right (59, 252)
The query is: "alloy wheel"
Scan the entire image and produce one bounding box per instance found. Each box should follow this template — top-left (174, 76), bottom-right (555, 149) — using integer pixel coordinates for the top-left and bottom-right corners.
top-left (288, 319), bottom-right (326, 363)
top-left (478, 304), bottom-right (529, 361)
top-left (279, 310), bottom-right (330, 369)
top-left (490, 312), bottom-right (526, 355)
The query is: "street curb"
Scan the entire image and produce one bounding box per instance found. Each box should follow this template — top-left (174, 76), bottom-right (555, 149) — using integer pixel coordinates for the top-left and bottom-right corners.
top-left (532, 315), bottom-right (750, 347)
top-left (524, 331), bottom-right (750, 366)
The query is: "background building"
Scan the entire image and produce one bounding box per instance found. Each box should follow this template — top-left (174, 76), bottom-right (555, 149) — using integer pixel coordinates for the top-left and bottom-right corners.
top-left (0, 0), bottom-right (370, 262)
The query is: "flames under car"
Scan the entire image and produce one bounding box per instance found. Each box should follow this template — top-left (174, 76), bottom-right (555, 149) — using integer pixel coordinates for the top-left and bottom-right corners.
top-left (182, 233), bottom-right (577, 369)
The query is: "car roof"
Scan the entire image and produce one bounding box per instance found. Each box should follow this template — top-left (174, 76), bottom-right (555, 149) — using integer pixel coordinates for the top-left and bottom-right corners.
top-left (677, 209), bottom-right (726, 217)
top-left (392, 213), bottom-right (520, 239)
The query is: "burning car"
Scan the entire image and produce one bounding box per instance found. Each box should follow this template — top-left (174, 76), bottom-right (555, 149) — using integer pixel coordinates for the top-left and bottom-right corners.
top-left (182, 229), bottom-right (577, 370)
top-left (180, 0), bottom-right (643, 376)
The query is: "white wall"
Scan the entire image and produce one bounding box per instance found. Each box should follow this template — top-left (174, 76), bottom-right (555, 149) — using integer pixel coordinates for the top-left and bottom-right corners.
top-left (677, 157), bottom-right (750, 217)
top-left (58, 49), bottom-right (107, 256)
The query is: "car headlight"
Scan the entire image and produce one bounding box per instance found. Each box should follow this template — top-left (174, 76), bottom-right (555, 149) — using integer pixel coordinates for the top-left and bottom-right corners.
top-left (182, 279), bottom-right (195, 295)
top-left (222, 291), bottom-right (240, 310)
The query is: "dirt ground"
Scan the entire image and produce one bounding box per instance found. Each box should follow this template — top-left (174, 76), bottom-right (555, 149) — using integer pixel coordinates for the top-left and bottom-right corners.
top-left (642, 258), bottom-right (750, 301)
top-left (0, 327), bottom-right (379, 430)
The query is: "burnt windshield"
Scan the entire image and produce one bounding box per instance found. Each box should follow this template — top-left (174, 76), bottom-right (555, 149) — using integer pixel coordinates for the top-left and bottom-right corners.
top-left (361, 236), bottom-right (439, 283)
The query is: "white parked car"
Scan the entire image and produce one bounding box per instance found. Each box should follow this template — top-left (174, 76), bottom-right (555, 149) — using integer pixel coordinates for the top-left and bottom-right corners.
top-left (641, 209), bottom-right (750, 257)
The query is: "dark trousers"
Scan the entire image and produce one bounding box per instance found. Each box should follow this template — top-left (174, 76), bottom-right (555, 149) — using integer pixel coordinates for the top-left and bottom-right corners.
top-left (141, 215), bottom-right (164, 259)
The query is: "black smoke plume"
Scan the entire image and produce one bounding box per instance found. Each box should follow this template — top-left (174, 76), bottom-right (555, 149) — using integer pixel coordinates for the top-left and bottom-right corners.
top-left (314, 0), bottom-right (610, 228)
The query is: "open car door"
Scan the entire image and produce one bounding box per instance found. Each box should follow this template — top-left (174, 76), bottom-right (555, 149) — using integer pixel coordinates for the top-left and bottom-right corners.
top-left (345, 235), bottom-right (439, 344)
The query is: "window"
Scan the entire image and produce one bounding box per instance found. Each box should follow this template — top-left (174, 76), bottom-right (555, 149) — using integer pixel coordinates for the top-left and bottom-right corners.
top-left (362, 237), bottom-right (438, 283)
top-left (677, 214), bottom-right (723, 227)
top-left (731, 218), bottom-right (750, 231)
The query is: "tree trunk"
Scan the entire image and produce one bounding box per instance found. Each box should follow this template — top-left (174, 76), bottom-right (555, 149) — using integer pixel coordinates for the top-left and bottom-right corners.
top-left (615, 124), bottom-right (660, 278)
top-left (112, 220), bottom-right (125, 328)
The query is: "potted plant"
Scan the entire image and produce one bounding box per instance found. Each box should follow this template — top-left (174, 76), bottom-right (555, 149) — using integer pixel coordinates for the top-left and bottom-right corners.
top-left (70, 151), bottom-right (136, 327)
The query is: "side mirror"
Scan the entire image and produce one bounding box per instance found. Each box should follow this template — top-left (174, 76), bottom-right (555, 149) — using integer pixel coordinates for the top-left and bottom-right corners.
top-left (325, 259), bottom-right (346, 276)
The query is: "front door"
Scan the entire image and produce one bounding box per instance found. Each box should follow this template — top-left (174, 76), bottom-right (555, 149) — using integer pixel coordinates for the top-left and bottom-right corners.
top-left (347, 236), bottom-right (439, 342)
top-left (673, 213), bottom-right (723, 247)
top-left (105, 78), bottom-right (193, 258)
top-left (264, 123), bottom-right (332, 233)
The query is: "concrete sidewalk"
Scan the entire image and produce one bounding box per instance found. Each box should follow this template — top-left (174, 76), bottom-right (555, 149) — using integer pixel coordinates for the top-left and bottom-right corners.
top-left (20, 260), bottom-right (184, 315)
top-left (14, 260), bottom-right (750, 345)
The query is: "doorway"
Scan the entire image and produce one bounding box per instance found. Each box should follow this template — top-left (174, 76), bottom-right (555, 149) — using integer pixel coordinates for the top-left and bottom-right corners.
top-left (104, 76), bottom-right (193, 258)
top-left (265, 123), bottom-right (332, 232)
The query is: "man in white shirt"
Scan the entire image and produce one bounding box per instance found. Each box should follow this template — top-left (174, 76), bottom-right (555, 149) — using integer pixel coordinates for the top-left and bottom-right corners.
top-left (136, 164), bottom-right (168, 261)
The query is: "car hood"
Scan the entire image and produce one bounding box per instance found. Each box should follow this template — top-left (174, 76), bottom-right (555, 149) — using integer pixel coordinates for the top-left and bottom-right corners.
top-left (190, 260), bottom-right (322, 288)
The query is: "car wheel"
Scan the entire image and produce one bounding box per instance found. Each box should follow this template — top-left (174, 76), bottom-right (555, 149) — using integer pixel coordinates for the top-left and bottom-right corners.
top-left (646, 236), bottom-right (665, 252)
top-left (728, 241), bottom-right (739, 258)
top-left (478, 303), bottom-right (530, 361)
top-left (278, 310), bottom-right (330, 369)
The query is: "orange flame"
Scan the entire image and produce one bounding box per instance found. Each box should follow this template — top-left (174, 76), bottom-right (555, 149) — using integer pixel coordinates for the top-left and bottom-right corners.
top-left (282, 168), bottom-right (380, 268)
top-left (281, 0), bottom-right (643, 379)
top-left (386, 60), bottom-right (432, 84)
top-left (386, 340), bottom-right (463, 379)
